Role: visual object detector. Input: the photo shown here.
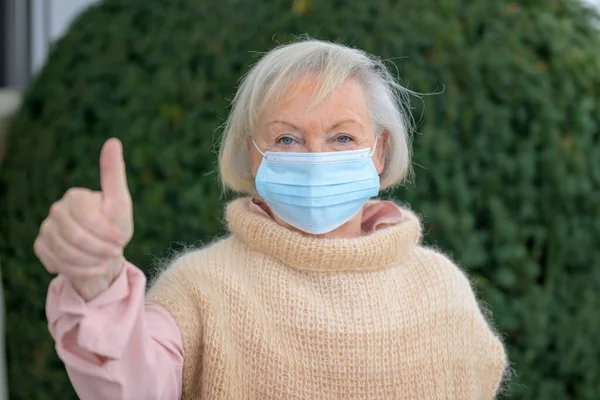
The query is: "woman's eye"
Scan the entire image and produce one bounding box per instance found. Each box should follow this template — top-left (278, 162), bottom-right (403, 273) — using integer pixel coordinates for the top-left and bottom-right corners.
top-left (278, 136), bottom-right (295, 146)
top-left (336, 135), bottom-right (353, 143)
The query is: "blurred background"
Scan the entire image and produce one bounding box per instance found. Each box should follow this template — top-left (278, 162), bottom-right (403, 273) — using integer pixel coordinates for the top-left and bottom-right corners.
top-left (1, 0), bottom-right (600, 399)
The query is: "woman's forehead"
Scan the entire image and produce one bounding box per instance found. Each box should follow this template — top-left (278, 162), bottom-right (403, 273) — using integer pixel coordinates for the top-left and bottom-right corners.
top-left (261, 77), bottom-right (372, 129)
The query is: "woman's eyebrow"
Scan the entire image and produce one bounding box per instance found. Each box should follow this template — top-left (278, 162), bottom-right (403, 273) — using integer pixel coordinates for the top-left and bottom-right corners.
top-left (269, 118), bottom-right (363, 132)
top-left (269, 120), bottom-right (302, 131)
top-left (327, 119), bottom-right (363, 132)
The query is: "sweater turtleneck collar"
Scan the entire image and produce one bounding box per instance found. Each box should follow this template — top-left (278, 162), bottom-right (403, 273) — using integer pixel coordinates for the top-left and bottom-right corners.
top-left (226, 197), bottom-right (422, 272)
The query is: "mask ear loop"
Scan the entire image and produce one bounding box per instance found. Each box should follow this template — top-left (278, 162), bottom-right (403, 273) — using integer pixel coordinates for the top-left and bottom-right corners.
top-left (252, 138), bottom-right (266, 156)
top-left (370, 135), bottom-right (379, 157)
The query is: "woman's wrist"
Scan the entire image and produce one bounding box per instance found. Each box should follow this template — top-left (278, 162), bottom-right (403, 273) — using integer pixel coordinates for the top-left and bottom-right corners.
top-left (71, 256), bottom-right (125, 301)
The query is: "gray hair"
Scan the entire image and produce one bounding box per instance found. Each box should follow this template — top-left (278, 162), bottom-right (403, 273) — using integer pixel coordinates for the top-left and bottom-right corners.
top-left (218, 38), bottom-right (414, 195)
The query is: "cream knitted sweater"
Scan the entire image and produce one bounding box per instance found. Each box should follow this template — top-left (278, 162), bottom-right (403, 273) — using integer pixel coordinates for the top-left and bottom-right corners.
top-left (147, 198), bottom-right (507, 399)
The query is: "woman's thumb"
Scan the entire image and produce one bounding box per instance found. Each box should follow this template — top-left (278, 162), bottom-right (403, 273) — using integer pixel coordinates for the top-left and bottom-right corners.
top-left (99, 138), bottom-right (132, 226)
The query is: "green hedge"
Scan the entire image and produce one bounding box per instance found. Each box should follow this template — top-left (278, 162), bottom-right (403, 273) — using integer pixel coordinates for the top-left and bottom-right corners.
top-left (1, 0), bottom-right (600, 398)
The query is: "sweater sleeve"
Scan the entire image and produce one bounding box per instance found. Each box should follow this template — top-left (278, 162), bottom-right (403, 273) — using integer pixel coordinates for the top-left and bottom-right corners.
top-left (420, 248), bottom-right (508, 399)
top-left (461, 299), bottom-right (508, 399)
top-left (444, 256), bottom-right (508, 399)
top-left (46, 261), bottom-right (184, 400)
top-left (145, 252), bottom-right (207, 399)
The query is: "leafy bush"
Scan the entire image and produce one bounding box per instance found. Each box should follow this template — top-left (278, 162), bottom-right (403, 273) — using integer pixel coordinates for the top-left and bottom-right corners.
top-left (1, 0), bottom-right (599, 398)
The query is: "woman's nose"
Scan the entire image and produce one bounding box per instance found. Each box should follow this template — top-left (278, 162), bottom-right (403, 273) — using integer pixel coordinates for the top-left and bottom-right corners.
top-left (304, 132), bottom-right (327, 153)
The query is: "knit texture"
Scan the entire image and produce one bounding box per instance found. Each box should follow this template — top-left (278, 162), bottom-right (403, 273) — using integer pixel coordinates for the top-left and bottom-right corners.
top-left (147, 198), bottom-right (507, 399)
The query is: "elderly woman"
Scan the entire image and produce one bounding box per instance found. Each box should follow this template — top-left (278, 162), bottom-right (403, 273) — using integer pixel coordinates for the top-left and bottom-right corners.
top-left (35, 40), bottom-right (507, 399)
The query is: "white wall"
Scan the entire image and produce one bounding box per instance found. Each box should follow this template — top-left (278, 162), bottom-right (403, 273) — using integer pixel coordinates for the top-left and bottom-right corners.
top-left (31, 0), bottom-right (99, 75)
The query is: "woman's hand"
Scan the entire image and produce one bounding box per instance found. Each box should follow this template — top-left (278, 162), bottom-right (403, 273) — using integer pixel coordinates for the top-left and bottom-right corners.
top-left (34, 138), bottom-right (134, 300)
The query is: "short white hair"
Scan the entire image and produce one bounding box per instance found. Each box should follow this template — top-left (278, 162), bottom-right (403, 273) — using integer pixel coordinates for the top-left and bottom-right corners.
top-left (219, 38), bottom-right (414, 195)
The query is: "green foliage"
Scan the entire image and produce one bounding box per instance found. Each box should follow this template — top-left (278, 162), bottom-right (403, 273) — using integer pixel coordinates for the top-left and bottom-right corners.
top-left (1, 0), bottom-right (599, 398)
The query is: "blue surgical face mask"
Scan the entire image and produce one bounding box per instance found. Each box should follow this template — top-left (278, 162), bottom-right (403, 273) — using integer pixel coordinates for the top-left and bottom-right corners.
top-left (252, 139), bottom-right (380, 234)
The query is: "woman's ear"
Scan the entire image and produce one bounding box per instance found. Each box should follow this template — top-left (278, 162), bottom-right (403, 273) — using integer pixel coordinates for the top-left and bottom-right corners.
top-left (374, 131), bottom-right (390, 175)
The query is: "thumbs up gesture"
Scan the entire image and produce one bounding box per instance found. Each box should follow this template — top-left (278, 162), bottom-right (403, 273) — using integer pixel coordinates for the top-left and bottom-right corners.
top-left (34, 138), bottom-right (134, 300)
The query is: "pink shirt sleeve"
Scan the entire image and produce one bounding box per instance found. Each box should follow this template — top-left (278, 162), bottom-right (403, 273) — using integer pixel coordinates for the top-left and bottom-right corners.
top-left (46, 262), bottom-right (184, 400)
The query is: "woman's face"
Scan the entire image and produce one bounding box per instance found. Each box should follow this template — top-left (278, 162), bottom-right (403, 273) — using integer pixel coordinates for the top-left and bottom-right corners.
top-left (248, 76), bottom-right (388, 177)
